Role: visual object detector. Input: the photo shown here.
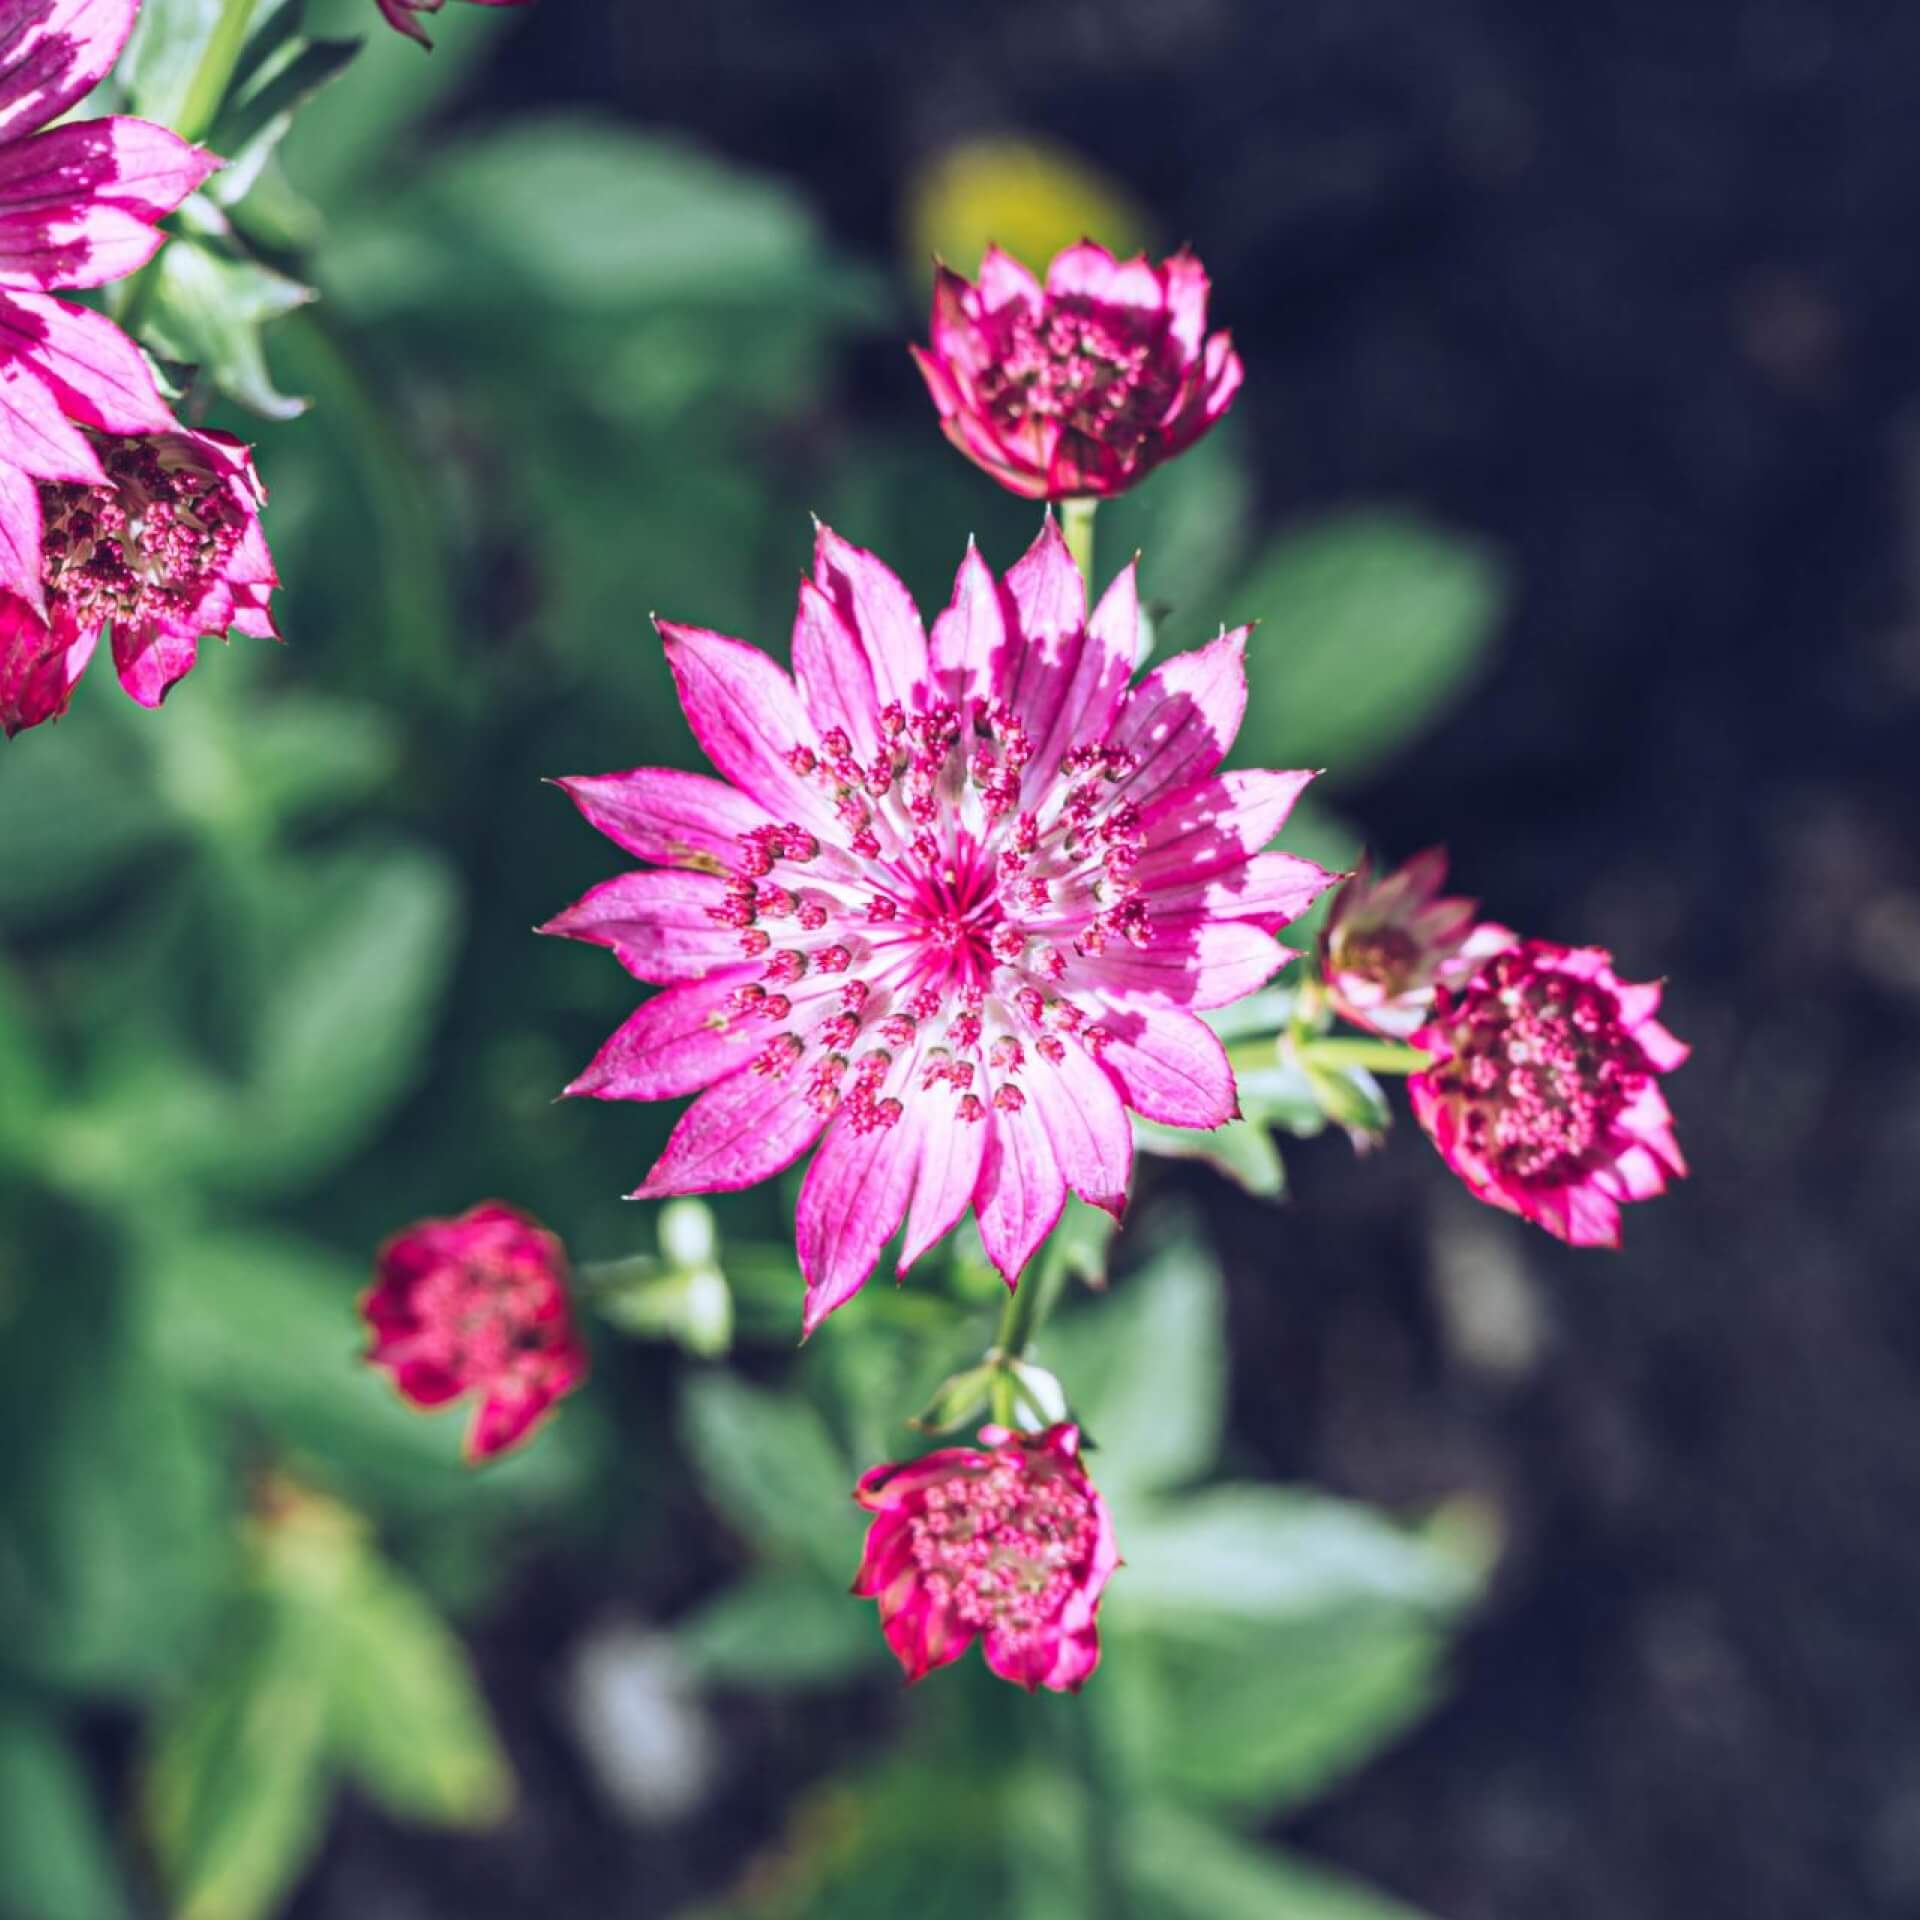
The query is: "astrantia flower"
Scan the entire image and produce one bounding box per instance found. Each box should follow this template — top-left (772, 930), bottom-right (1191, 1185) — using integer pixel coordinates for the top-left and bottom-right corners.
top-left (0, 1), bottom-right (220, 625)
top-left (1321, 847), bottom-right (1513, 1040)
top-left (1409, 941), bottom-right (1688, 1248)
top-left (376, 0), bottom-right (528, 47)
top-left (0, 428), bottom-right (276, 735)
top-left (362, 1202), bottom-right (587, 1461)
top-left (912, 242), bottom-right (1243, 501)
top-left (548, 520), bottom-right (1334, 1333)
top-left (852, 1422), bottom-right (1116, 1692)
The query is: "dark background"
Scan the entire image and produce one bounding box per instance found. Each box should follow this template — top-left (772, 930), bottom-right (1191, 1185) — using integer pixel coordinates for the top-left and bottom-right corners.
top-left (452, 5), bottom-right (1920, 1917)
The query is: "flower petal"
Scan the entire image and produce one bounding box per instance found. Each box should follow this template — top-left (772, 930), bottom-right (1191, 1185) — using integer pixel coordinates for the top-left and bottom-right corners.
top-left (632, 1063), bottom-right (828, 1199)
top-left (659, 619), bottom-right (837, 830)
top-left (1079, 918), bottom-right (1287, 1010)
top-left (812, 522), bottom-right (929, 716)
top-left (1022, 1037), bottom-right (1131, 1215)
top-left (539, 869), bottom-right (743, 984)
top-left (1108, 627), bottom-right (1248, 811)
top-left (928, 536), bottom-right (1009, 710)
top-left (791, 572), bottom-right (881, 756)
top-left (1091, 1005), bottom-right (1238, 1128)
top-left (797, 1103), bottom-right (922, 1335)
top-left (111, 616), bottom-right (198, 708)
top-left (0, 584), bottom-right (89, 733)
top-left (971, 1094), bottom-right (1067, 1285)
top-left (0, 0), bottom-right (139, 144)
top-left (565, 968), bottom-right (763, 1101)
top-left (0, 454), bottom-right (42, 609)
top-left (899, 1095), bottom-right (988, 1275)
top-left (0, 289), bottom-right (171, 434)
top-left (1146, 850), bottom-right (1339, 932)
top-left (1135, 769), bottom-right (1319, 884)
top-left (553, 765), bottom-right (771, 871)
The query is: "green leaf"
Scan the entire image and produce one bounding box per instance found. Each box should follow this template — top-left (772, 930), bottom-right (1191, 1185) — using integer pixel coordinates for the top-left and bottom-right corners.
top-left (116, 0), bottom-right (236, 124)
top-left (677, 1571), bottom-right (882, 1689)
top-left (1039, 1235), bottom-right (1225, 1502)
top-left (142, 230), bottom-right (315, 420)
top-left (0, 1703), bottom-right (132, 1920)
top-left (327, 1560), bottom-right (513, 1826)
top-left (1132, 1115), bottom-right (1287, 1197)
top-left (207, 34), bottom-right (361, 211)
top-left (143, 1593), bottom-right (333, 1920)
top-left (1126, 1809), bottom-right (1436, 1920)
top-left (678, 1374), bottom-right (862, 1579)
top-left (1228, 512), bottom-right (1506, 781)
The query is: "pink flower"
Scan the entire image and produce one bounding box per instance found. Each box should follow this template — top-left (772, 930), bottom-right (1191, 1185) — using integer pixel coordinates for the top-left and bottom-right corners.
top-left (362, 1202), bottom-right (588, 1462)
top-left (376, 0), bottom-right (528, 47)
top-left (0, 1), bottom-right (220, 631)
top-left (912, 242), bottom-right (1243, 501)
top-left (0, 428), bottom-right (277, 735)
top-left (548, 520), bottom-right (1335, 1333)
top-left (1320, 847), bottom-right (1514, 1040)
top-left (1409, 940), bottom-right (1689, 1248)
top-left (852, 1422), bottom-right (1116, 1692)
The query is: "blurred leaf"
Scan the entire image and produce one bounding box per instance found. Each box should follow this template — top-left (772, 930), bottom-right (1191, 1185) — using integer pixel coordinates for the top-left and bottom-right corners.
top-left (1040, 1234), bottom-right (1225, 1502)
top-left (143, 230), bottom-right (315, 421)
top-left (143, 1592), bottom-right (332, 1920)
top-left (229, 693), bottom-right (404, 825)
top-left (1132, 1115), bottom-right (1287, 1197)
top-left (677, 1570), bottom-right (881, 1690)
top-left (678, 1374), bottom-right (862, 1580)
top-left (1126, 1809), bottom-right (1434, 1920)
top-left (1228, 512), bottom-right (1506, 780)
top-left (328, 1559), bottom-right (513, 1825)
top-left (116, 0), bottom-right (239, 123)
top-left (904, 134), bottom-right (1152, 282)
top-left (208, 32), bottom-right (361, 211)
top-left (0, 1703), bottom-right (131, 1920)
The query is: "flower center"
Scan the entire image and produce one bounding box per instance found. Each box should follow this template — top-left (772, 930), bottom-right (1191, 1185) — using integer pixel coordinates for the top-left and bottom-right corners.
top-left (38, 437), bottom-right (245, 632)
top-left (1335, 925), bottom-right (1422, 995)
top-left (712, 696), bottom-right (1150, 1131)
top-left (1431, 954), bottom-right (1648, 1185)
top-left (416, 1259), bottom-right (555, 1378)
top-left (976, 301), bottom-right (1180, 453)
top-left (908, 1455), bottom-right (1097, 1639)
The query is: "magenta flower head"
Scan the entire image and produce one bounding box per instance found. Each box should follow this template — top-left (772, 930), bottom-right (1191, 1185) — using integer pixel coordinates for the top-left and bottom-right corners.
top-left (1321, 847), bottom-right (1514, 1041)
top-left (912, 242), bottom-right (1243, 501)
top-left (547, 520), bottom-right (1335, 1333)
top-left (362, 1202), bottom-right (588, 1462)
top-left (376, 0), bottom-right (528, 47)
top-left (0, 428), bottom-right (277, 735)
top-left (1409, 941), bottom-right (1689, 1248)
top-left (852, 1422), bottom-right (1116, 1692)
top-left (0, 3), bottom-right (220, 634)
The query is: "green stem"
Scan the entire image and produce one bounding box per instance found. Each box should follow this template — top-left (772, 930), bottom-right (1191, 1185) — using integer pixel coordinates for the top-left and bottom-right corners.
top-left (1297, 1035), bottom-right (1433, 1075)
top-left (176, 0), bottom-right (259, 146)
top-left (1059, 496), bottom-right (1098, 596)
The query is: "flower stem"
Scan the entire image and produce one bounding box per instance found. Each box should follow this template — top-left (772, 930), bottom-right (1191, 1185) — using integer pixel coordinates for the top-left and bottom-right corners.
top-left (985, 1240), bottom-right (1074, 1426)
top-left (1060, 496), bottom-right (1098, 595)
top-left (1297, 1035), bottom-right (1433, 1075)
top-left (176, 0), bottom-right (258, 146)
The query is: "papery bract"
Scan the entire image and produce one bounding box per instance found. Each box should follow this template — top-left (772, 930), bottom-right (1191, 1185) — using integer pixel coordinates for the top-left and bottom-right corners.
top-left (1321, 847), bottom-right (1513, 1040)
top-left (912, 242), bottom-right (1242, 501)
top-left (362, 1201), bottom-right (587, 1461)
top-left (376, 0), bottom-right (528, 46)
top-left (547, 520), bottom-right (1336, 1332)
top-left (852, 1422), bottom-right (1116, 1692)
top-left (1409, 940), bottom-right (1689, 1248)
top-left (0, 427), bottom-right (277, 734)
top-left (0, 0), bottom-right (219, 670)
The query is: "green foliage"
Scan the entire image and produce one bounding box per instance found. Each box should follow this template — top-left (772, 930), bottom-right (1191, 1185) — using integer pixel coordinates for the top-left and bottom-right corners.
top-left (141, 228), bottom-right (316, 420)
top-left (0, 1705), bottom-right (132, 1920)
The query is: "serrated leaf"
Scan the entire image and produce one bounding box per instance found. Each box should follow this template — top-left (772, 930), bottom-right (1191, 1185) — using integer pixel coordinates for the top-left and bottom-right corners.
top-left (678, 1374), bottom-right (861, 1579)
top-left (142, 232), bottom-right (314, 420)
top-left (677, 1570), bottom-right (882, 1689)
top-left (1228, 512), bottom-right (1506, 780)
top-left (0, 1704), bottom-right (132, 1920)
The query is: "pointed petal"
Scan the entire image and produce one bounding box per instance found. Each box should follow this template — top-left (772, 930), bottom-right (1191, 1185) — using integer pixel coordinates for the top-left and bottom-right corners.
top-left (791, 572), bottom-right (881, 755)
top-left (1023, 1039), bottom-right (1131, 1215)
top-left (539, 869), bottom-right (743, 983)
top-left (659, 619), bottom-right (836, 829)
top-left (111, 616), bottom-right (198, 708)
top-left (1135, 770), bottom-right (1319, 883)
top-left (797, 1105), bottom-right (921, 1335)
top-left (0, 453), bottom-right (42, 608)
top-left (0, 586), bottom-right (89, 734)
top-left (971, 1099), bottom-right (1067, 1285)
top-left (565, 969), bottom-right (763, 1101)
top-left (1092, 1005), bottom-right (1238, 1128)
top-left (929, 537), bottom-right (1010, 709)
top-left (632, 1064), bottom-right (827, 1198)
top-left (1146, 850), bottom-right (1339, 932)
top-left (0, 0), bottom-right (139, 143)
top-left (812, 522), bottom-right (929, 715)
top-left (0, 335), bottom-right (99, 480)
top-left (899, 1096), bottom-right (988, 1274)
top-left (0, 290), bottom-right (171, 434)
top-left (1108, 628), bottom-right (1248, 811)
top-left (976, 245), bottom-right (1043, 315)
top-left (1079, 919), bottom-right (1287, 1010)
top-left (554, 765), bottom-right (770, 871)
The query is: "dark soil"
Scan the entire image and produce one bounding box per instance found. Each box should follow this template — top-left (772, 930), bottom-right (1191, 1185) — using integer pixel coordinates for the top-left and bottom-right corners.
top-left (311, 5), bottom-right (1920, 1917)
